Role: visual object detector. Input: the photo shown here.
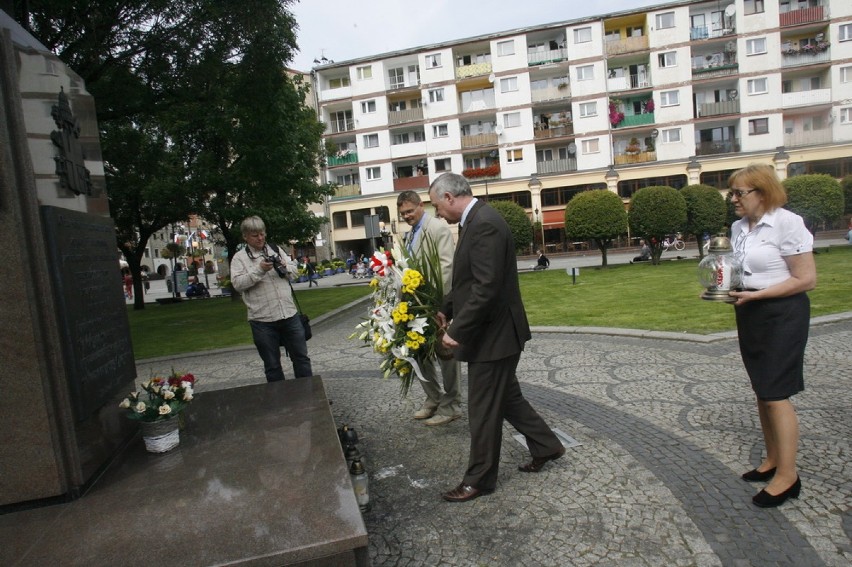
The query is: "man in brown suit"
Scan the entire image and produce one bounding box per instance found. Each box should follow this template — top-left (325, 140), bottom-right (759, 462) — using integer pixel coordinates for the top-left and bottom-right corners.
top-left (429, 173), bottom-right (564, 503)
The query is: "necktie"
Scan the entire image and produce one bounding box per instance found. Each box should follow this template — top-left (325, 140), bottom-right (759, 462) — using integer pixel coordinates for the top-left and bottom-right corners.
top-left (407, 226), bottom-right (418, 253)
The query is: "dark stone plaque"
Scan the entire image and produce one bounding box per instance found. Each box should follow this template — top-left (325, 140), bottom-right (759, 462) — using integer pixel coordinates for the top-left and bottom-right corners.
top-left (40, 207), bottom-right (136, 421)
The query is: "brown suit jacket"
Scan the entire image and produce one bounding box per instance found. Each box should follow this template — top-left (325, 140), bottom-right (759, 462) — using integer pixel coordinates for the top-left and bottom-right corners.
top-left (442, 200), bottom-right (531, 362)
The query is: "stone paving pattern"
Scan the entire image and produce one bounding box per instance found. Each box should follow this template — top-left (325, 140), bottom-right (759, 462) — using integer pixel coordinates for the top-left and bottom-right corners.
top-left (138, 297), bottom-right (852, 567)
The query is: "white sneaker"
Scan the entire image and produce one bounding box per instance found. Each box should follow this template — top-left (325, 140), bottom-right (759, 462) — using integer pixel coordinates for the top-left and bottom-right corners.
top-left (424, 414), bottom-right (461, 426)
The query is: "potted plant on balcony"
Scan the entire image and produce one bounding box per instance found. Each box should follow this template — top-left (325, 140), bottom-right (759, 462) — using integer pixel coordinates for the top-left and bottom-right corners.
top-left (643, 98), bottom-right (655, 113)
top-left (625, 137), bottom-right (641, 155)
top-left (609, 100), bottom-right (625, 127)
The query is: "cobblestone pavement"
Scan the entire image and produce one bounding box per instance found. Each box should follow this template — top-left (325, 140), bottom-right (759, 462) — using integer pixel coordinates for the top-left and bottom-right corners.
top-left (137, 298), bottom-right (852, 567)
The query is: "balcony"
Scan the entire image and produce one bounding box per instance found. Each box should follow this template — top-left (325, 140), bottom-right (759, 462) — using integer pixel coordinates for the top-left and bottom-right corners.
top-left (780, 6), bottom-right (826, 27)
top-left (462, 164), bottom-right (500, 180)
top-left (461, 133), bottom-right (498, 149)
top-left (689, 25), bottom-right (736, 40)
top-left (531, 84), bottom-right (570, 102)
top-left (607, 74), bottom-right (652, 92)
top-left (613, 113), bottom-right (655, 129)
top-left (691, 61), bottom-right (738, 79)
top-left (534, 124), bottom-right (574, 140)
top-left (328, 119), bottom-right (355, 134)
top-left (784, 128), bottom-right (832, 148)
top-left (782, 88), bottom-right (831, 109)
top-left (332, 184), bottom-right (361, 199)
top-left (697, 100), bottom-right (740, 118)
top-left (393, 176), bottom-right (430, 192)
top-left (388, 107), bottom-right (424, 125)
top-left (327, 152), bottom-right (358, 167)
top-left (456, 62), bottom-right (492, 80)
top-left (695, 139), bottom-right (740, 156)
top-left (536, 157), bottom-right (577, 175)
top-left (605, 35), bottom-right (648, 56)
top-left (614, 151), bottom-right (656, 165)
top-left (781, 49), bottom-right (830, 68)
top-left (527, 48), bottom-right (568, 66)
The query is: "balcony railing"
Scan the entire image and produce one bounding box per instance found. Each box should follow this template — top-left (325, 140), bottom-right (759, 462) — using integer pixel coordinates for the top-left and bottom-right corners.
top-left (781, 49), bottom-right (830, 68)
top-left (605, 35), bottom-right (649, 56)
top-left (327, 152), bottom-right (358, 167)
top-left (533, 124), bottom-right (574, 139)
top-left (613, 113), bottom-right (655, 129)
top-left (460, 133), bottom-right (497, 148)
top-left (607, 74), bottom-right (652, 92)
top-left (536, 157), bottom-right (577, 175)
top-left (691, 61), bottom-right (738, 78)
top-left (527, 48), bottom-right (568, 66)
top-left (695, 139), bottom-right (740, 156)
top-left (393, 176), bottom-right (430, 192)
top-left (332, 184), bottom-right (361, 199)
top-left (388, 107), bottom-right (424, 125)
top-left (782, 88), bottom-right (831, 108)
top-left (456, 62), bottom-right (492, 80)
top-left (779, 5), bottom-right (826, 27)
top-left (328, 119), bottom-right (355, 134)
top-left (697, 100), bottom-right (740, 118)
top-left (784, 128), bottom-right (832, 148)
top-left (614, 151), bottom-right (656, 165)
top-left (531, 84), bottom-right (570, 102)
top-left (689, 25), bottom-right (736, 40)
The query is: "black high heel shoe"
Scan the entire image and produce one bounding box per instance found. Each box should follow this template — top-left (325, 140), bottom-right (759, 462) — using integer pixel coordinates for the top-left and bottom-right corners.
top-left (742, 467), bottom-right (776, 482)
top-left (752, 476), bottom-right (801, 508)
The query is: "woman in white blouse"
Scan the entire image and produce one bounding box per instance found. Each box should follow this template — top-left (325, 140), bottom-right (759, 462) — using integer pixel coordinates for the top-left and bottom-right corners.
top-left (727, 164), bottom-right (816, 508)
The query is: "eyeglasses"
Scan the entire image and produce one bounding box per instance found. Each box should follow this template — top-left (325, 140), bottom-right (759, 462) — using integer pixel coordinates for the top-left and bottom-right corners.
top-left (730, 188), bottom-right (758, 199)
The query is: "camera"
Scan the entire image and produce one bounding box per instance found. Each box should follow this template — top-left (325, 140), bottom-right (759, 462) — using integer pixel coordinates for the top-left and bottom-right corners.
top-left (263, 254), bottom-right (289, 279)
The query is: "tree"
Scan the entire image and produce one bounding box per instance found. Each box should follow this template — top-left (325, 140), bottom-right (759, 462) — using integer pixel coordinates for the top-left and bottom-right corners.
top-left (680, 184), bottom-right (727, 260)
top-left (783, 174), bottom-right (844, 237)
top-left (628, 186), bottom-right (687, 265)
top-left (489, 200), bottom-right (533, 254)
top-left (563, 189), bottom-right (627, 267)
top-left (839, 175), bottom-right (852, 216)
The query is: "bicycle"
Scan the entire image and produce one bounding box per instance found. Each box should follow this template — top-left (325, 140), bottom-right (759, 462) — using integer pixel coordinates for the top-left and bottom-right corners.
top-left (662, 233), bottom-right (685, 252)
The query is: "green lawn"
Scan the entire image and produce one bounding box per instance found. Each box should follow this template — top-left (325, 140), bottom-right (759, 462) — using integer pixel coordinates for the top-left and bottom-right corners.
top-left (129, 245), bottom-right (852, 359)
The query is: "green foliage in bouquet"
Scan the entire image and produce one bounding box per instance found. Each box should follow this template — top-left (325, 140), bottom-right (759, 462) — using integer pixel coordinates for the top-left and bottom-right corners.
top-left (119, 370), bottom-right (197, 422)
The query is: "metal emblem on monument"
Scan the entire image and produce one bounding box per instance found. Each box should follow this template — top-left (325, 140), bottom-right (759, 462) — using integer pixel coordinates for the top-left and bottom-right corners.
top-left (50, 87), bottom-right (93, 196)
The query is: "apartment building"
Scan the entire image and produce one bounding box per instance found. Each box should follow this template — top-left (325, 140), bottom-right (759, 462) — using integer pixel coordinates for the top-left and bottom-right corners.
top-left (312, 0), bottom-right (852, 256)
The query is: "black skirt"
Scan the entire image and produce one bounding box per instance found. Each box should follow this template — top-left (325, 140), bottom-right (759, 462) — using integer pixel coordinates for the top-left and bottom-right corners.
top-left (734, 293), bottom-right (809, 401)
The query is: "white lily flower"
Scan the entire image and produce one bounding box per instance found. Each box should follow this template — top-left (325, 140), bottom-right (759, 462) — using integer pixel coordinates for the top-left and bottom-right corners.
top-left (408, 317), bottom-right (429, 334)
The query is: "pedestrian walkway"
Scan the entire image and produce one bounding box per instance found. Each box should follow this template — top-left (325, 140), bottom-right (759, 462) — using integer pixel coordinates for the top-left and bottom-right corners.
top-left (136, 300), bottom-right (852, 567)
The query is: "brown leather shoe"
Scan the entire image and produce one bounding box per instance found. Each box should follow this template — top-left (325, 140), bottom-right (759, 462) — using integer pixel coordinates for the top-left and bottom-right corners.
top-left (518, 446), bottom-right (566, 473)
top-left (441, 483), bottom-right (494, 502)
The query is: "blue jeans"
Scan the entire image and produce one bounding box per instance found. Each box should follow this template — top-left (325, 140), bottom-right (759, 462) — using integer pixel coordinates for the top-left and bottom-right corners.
top-left (249, 316), bottom-right (312, 381)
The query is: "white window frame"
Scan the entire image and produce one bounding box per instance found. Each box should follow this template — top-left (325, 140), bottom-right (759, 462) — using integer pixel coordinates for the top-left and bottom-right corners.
top-left (574, 27), bottom-right (592, 44)
top-left (744, 0), bottom-right (765, 15)
top-left (662, 128), bottom-right (681, 143)
top-left (360, 100), bottom-right (376, 114)
top-left (748, 118), bottom-right (769, 135)
top-left (500, 77), bottom-right (518, 93)
top-left (434, 158), bottom-right (451, 171)
top-left (356, 65), bottom-right (372, 80)
top-left (497, 40), bottom-right (515, 56)
top-left (432, 124), bottom-right (448, 138)
top-left (504, 112), bottom-right (521, 128)
top-left (841, 66), bottom-right (852, 84)
top-left (746, 38), bottom-right (767, 55)
top-left (328, 76), bottom-right (350, 89)
top-left (660, 90), bottom-right (680, 106)
top-left (428, 88), bottom-right (444, 103)
top-left (656, 12), bottom-right (675, 29)
top-left (747, 78), bottom-right (768, 95)
top-left (425, 53), bottom-right (442, 68)
top-left (579, 101), bottom-right (597, 117)
top-left (658, 51), bottom-right (677, 68)
top-left (841, 24), bottom-right (852, 42)
top-left (581, 139), bottom-right (600, 154)
top-left (840, 108), bottom-right (852, 124)
top-left (576, 65), bottom-right (595, 81)
top-left (365, 167), bottom-right (381, 180)
top-left (363, 134), bottom-right (379, 148)
top-left (506, 149), bottom-right (523, 163)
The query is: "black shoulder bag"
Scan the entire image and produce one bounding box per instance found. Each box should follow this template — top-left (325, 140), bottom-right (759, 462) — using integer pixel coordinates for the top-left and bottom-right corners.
top-left (269, 243), bottom-right (312, 341)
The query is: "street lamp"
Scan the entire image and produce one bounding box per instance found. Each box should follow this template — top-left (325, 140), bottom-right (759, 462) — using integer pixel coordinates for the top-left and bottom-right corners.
top-left (528, 175), bottom-right (544, 249)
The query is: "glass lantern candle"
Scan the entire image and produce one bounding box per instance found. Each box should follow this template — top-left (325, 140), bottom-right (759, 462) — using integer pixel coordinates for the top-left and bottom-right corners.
top-left (349, 457), bottom-right (370, 512)
top-left (697, 234), bottom-right (743, 303)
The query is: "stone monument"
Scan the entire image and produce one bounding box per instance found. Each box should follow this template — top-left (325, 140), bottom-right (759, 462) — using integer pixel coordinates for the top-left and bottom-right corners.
top-left (0, 10), bottom-right (137, 508)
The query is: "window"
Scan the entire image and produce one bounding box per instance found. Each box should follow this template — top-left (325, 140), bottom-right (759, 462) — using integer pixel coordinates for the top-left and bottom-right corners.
top-left (746, 38), bottom-right (767, 55)
top-left (388, 100), bottom-right (407, 112)
top-left (530, 78), bottom-right (548, 90)
top-left (388, 68), bottom-right (404, 89)
top-left (392, 131), bottom-right (424, 145)
top-left (360, 100), bottom-right (376, 113)
top-left (744, 0), bottom-right (765, 15)
top-left (748, 118), bottom-right (769, 135)
top-left (366, 167), bottom-right (381, 180)
top-left (356, 65), bottom-right (372, 80)
top-left (581, 139), bottom-right (600, 154)
top-left (428, 88), bottom-right (444, 103)
top-left (747, 78), bottom-right (768, 94)
top-left (432, 124), bottom-right (448, 138)
top-left (507, 149), bottom-right (523, 163)
top-left (841, 66), bottom-right (852, 83)
top-left (576, 65), bottom-right (595, 81)
top-left (504, 112), bottom-right (521, 128)
top-left (434, 158), bottom-right (451, 171)
top-left (662, 128), bottom-right (681, 143)
top-left (425, 53), bottom-right (442, 68)
top-left (363, 134), bottom-right (379, 148)
top-left (574, 27), bottom-right (592, 43)
top-left (660, 90), bottom-right (679, 106)
top-left (579, 101), bottom-right (597, 117)
top-left (841, 24), bottom-right (852, 42)
top-left (656, 12), bottom-right (675, 29)
top-left (497, 40), bottom-right (515, 56)
top-left (500, 77), bottom-right (518, 93)
top-left (328, 76), bottom-right (350, 89)
top-left (658, 51), bottom-right (677, 68)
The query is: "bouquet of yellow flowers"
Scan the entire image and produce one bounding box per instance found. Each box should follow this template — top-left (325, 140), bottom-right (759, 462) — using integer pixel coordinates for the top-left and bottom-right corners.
top-left (352, 241), bottom-right (445, 396)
